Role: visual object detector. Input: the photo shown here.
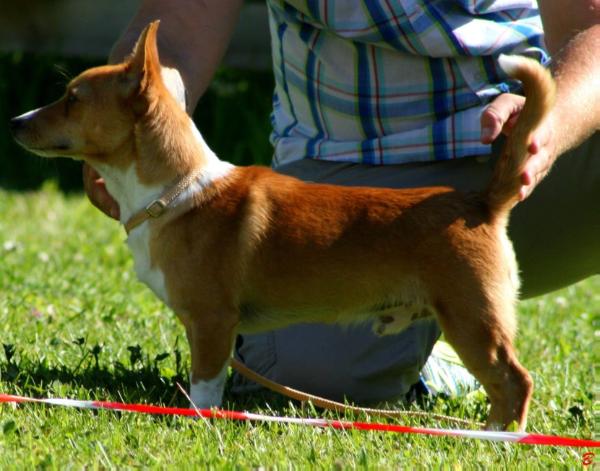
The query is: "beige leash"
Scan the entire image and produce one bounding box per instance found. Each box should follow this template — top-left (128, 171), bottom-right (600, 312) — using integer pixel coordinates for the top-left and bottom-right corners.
top-left (231, 357), bottom-right (483, 427)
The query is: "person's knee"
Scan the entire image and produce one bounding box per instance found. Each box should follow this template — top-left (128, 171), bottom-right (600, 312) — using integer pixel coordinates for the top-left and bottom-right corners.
top-left (233, 322), bottom-right (440, 403)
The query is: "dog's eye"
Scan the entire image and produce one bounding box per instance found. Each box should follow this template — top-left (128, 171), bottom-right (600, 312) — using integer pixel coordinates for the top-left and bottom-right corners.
top-left (67, 92), bottom-right (78, 105)
top-left (64, 91), bottom-right (79, 116)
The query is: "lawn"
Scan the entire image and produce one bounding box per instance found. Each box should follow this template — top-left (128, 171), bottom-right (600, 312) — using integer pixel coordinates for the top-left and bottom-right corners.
top-left (0, 185), bottom-right (597, 468)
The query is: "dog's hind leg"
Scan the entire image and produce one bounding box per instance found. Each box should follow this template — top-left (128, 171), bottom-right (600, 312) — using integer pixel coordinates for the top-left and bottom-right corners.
top-left (432, 283), bottom-right (533, 431)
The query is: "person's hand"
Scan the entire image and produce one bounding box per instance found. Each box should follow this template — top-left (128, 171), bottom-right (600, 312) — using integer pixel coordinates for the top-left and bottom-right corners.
top-left (82, 163), bottom-right (121, 220)
top-left (480, 93), bottom-right (557, 201)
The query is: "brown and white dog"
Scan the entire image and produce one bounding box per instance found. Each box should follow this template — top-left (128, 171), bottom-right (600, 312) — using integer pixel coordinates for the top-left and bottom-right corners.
top-left (11, 21), bottom-right (555, 431)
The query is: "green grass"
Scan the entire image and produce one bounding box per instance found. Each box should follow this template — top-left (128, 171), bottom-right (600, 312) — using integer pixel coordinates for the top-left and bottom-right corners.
top-left (0, 186), bottom-right (597, 468)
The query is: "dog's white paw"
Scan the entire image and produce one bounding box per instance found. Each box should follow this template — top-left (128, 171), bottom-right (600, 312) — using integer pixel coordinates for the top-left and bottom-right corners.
top-left (189, 368), bottom-right (227, 410)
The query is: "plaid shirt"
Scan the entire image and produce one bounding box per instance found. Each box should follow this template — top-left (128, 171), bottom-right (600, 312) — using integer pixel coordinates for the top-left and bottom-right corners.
top-left (267, 0), bottom-right (548, 166)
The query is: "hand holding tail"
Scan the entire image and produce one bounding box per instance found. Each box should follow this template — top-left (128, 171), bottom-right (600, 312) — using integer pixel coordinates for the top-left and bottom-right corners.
top-left (484, 55), bottom-right (556, 215)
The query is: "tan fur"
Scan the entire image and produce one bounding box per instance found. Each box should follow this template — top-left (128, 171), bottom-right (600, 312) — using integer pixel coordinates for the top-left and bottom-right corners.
top-left (485, 55), bottom-right (557, 213)
top-left (12, 21), bottom-right (557, 431)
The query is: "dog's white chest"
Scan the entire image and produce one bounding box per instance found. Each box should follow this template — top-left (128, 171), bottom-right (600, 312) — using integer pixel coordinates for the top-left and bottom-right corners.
top-left (127, 226), bottom-right (169, 304)
top-left (93, 164), bottom-right (170, 304)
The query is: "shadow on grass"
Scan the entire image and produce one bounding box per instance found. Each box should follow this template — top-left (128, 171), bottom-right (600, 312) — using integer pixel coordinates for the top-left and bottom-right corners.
top-left (0, 341), bottom-right (511, 427)
top-left (0, 341), bottom-right (305, 415)
top-left (1, 344), bottom-right (182, 405)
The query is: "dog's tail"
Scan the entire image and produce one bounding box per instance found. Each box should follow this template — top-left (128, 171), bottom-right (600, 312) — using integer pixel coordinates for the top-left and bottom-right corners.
top-left (484, 55), bottom-right (556, 216)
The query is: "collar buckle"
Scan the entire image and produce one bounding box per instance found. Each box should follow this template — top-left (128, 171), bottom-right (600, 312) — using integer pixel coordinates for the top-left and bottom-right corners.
top-left (124, 167), bottom-right (203, 234)
top-left (145, 199), bottom-right (167, 218)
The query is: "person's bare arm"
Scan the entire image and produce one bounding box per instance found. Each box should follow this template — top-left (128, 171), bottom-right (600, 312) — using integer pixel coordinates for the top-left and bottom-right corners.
top-left (538, 0), bottom-right (600, 54)
top-left (84, 0), bottom-right (244, 219)
top-left (540, 16), bottom-right (600, 157)
top-left (481, 0), bottom-right (600, 200)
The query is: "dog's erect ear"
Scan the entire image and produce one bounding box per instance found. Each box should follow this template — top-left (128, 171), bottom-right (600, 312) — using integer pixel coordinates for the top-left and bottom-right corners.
top-left (129, 20), bottom-right (161, 85)
top-left (120, 20), bottom-right (163, 100)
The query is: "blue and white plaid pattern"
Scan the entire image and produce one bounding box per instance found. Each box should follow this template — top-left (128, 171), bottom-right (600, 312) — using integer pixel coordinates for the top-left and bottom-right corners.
top-left (267, 0), bottom-right (548, 166)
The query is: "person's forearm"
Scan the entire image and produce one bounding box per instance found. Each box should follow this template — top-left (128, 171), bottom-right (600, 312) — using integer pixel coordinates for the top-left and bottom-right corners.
top-left (547, 24), bottom-right (600, 157)
top-left (538, 1), bottom-right (600, 156)
top-left (109, 0), bottom-right (244, 113)
top-left (538, 0), bottom-right (600, 55)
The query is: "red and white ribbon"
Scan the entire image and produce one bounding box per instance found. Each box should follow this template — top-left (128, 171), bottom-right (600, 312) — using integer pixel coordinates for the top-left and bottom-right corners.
top-left (0, 393), bottom-right (597, 448)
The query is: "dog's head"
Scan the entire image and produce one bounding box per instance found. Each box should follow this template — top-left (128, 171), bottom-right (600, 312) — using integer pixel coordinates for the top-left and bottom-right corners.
top-left (10, 21), bottom-right (189, 175)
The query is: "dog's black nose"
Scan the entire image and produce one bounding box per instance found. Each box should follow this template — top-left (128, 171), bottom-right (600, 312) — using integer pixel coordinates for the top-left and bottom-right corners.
top-left (9, 116), bottom-right (25, 134)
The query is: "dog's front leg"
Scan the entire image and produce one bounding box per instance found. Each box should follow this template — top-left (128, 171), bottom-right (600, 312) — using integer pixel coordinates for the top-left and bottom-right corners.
top-left (184, 311), bottom-right (238, 409)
